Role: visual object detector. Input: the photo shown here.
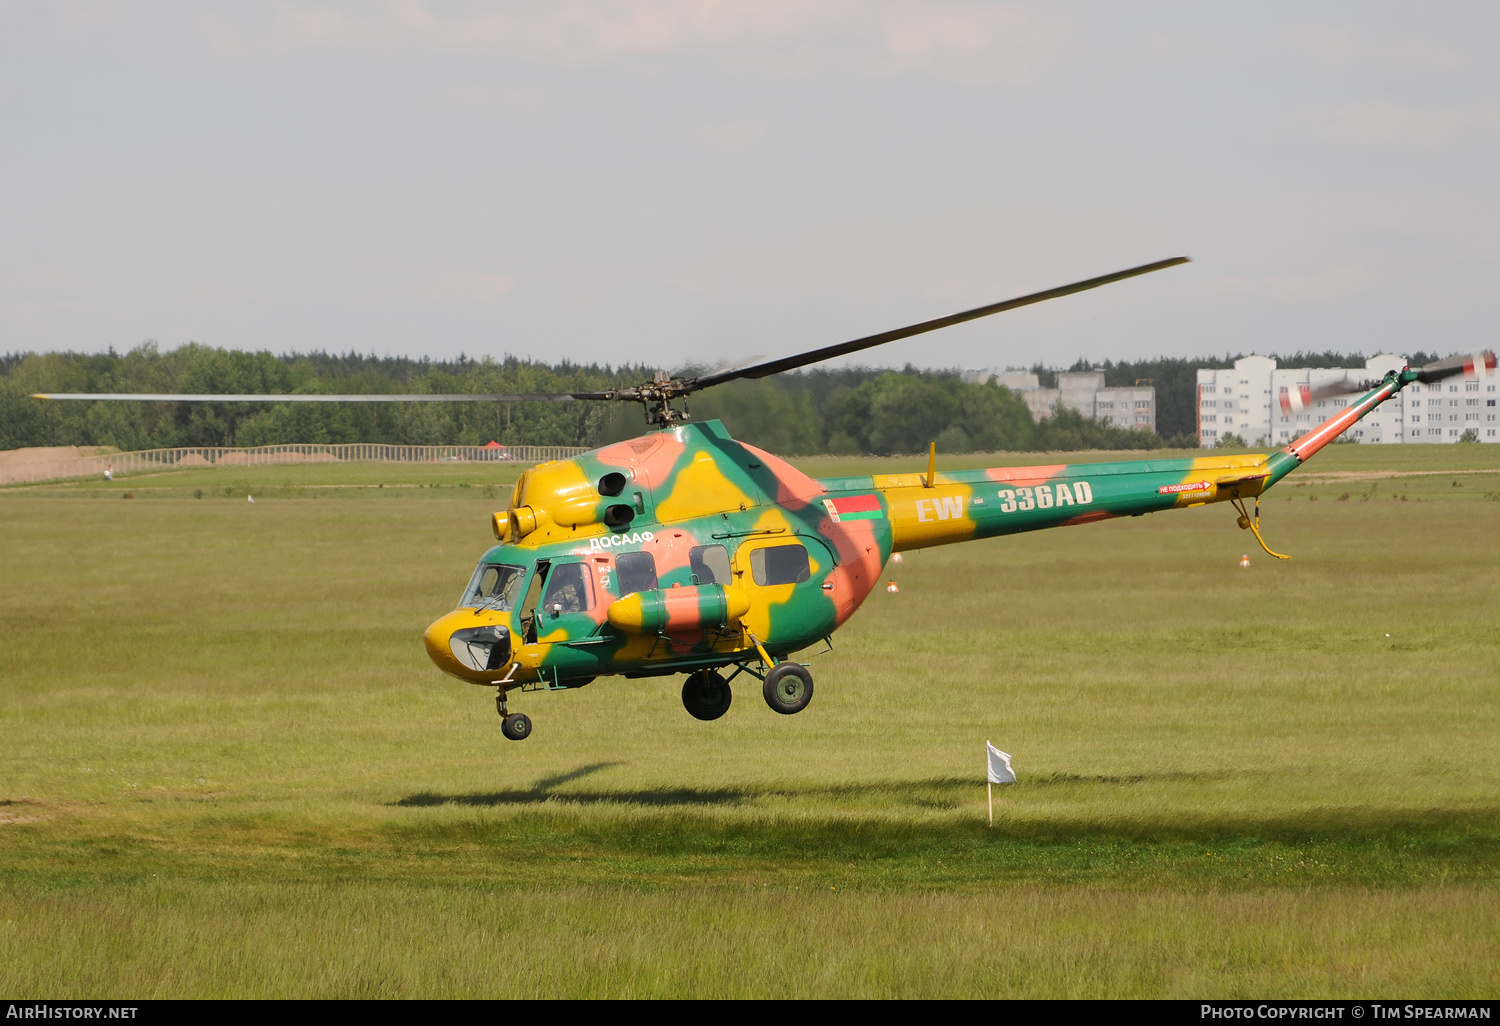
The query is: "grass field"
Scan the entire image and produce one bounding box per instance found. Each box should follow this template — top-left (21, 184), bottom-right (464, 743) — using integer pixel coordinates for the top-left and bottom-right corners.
top-left (2, 444), bottom-right (1498, 997)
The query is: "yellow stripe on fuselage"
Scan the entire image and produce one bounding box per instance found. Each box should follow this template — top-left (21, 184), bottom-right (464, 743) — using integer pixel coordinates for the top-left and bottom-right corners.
top-left (876, 475), bottom-right (977, 551)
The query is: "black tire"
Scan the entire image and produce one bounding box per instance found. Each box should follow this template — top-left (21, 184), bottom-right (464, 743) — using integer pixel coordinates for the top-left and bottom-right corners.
top-left (762, 663), bottom-right (813, 715)
top-left (682, 670), bottom-right (732, 721)
top-left (501, 712), bottom-right (532, 741)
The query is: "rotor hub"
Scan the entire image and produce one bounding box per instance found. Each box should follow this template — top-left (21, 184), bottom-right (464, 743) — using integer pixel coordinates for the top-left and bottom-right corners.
top-left (637, 379), bottom-right (691, 427)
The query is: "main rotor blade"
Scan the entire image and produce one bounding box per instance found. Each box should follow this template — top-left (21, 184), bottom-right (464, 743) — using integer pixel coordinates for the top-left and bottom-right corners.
top-left (685, 256), bottom-right (1190, 392)
top-left (30, 392), bottom-right (616, 403)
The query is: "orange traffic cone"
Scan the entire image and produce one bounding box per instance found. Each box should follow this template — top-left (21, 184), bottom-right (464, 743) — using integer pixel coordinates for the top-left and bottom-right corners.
top-left (1239, 554), bottom-right (1250, 568)
top-left (891, 552), bottom-right (903, 564)
top-left (886, 580), bottom-right (900, 594)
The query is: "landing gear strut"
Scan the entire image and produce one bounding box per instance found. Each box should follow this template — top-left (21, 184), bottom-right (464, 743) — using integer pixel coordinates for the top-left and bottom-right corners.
top-left (762, 663), bottom-right (813, 715)
top-left (682, 669), bottom-right (732, 721)
top-left (496, 689), bottom-right (532, 741)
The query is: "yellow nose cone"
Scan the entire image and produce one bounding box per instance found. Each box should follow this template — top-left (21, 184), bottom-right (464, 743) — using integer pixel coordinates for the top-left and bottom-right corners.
top-left (424, 612), bottom-right (465, 678)
top-left (424, 609), bottom-right (512, 683)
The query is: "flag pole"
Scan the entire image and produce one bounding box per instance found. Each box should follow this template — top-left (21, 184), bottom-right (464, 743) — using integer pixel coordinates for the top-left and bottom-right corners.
top-left (988, 781), bottom-right (993, 827)
top-left (987, 740), bottom-right (993, 828)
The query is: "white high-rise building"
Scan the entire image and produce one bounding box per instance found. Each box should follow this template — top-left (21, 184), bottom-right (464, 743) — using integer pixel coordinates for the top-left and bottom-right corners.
top-left (1196, 355), bottom-right (1499, 446)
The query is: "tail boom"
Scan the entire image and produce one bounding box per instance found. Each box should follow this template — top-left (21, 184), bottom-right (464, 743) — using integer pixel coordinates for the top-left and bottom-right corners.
top-left (823, 453), bottom-right (1277, 552)
top-left (819, 369), bottom-right (1415, 552)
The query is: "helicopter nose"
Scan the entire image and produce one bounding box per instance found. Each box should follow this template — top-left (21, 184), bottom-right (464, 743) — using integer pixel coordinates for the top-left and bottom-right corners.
top-left (423, 614), bottom-right (460, 674)
top-left (424, 610), bottom-right (514, 681)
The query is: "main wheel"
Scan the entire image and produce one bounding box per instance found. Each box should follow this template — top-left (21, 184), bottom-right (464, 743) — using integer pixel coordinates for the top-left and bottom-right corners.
top-left (681, 670), bottom-right (732, 721)
top-left (762, 663), bottom-right (813, 715)
top-left (501, 712), bottom-right (532, 741)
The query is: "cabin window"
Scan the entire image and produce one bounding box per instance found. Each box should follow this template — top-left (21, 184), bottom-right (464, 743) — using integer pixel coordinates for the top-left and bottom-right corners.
top-left (542, 561), bottom-right (594, 613)
top-left (751, 544), bottom-right (811, 587)
top-left (615, 550), bottom-right (658, 596)
top-left (689, 544), bottom-right (732, 586)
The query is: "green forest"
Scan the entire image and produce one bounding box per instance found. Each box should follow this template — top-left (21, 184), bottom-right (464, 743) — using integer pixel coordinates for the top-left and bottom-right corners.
top-left (1, 343), bottom-right (1402, 456)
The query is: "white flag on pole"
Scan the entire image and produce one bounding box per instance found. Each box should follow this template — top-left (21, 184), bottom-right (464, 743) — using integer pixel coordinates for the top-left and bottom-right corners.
top-left (986, 742), bottom-right (1016, 784)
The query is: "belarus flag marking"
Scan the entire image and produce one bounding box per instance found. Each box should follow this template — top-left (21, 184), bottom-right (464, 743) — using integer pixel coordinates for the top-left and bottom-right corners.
top-left (823, 495), bottom-right (884, 523)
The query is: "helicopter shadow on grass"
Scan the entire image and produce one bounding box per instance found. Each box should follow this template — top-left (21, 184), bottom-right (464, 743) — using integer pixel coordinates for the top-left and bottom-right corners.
top-left (396, 767), bottom-right (777, 809)
top-left (390, 774), bottom-right (1500, 859)
top-left (392, 768), bottom-right (1236, 810)
top-left (391, 762), bottom-right (707, 808)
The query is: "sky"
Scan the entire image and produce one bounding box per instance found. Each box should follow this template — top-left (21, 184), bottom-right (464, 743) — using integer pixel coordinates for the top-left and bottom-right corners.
top-left (2, 1), bottom-right (1497, 375)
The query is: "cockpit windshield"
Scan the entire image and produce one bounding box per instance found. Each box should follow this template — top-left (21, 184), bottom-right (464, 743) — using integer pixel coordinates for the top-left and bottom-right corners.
top-left (460, 562), bottom-right (526, 611)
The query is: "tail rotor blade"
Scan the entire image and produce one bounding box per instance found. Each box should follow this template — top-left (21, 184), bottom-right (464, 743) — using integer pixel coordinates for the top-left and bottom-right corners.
top-left (1277, 378), bottom-right (1376, 414)
top-left (1413, 350), bottom-right (1496, 384)
top-left (1278, 349), bottom-right (1497, 415)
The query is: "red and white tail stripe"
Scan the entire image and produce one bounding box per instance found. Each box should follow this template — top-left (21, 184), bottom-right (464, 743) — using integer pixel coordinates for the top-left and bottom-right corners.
top-left (1284, 380), bottom-right (1397, 464)
top-left (1279, 384), bottom-right (1313, 415)
top-left (1465, 352), bottom-right (1496, 380)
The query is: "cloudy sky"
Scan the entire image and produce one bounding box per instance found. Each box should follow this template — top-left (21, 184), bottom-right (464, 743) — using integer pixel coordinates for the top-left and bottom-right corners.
top-left (2, 1), bottom-right (1496, 373)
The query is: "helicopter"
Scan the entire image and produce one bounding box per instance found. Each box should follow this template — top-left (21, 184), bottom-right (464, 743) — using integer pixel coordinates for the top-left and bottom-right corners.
top-left (34, 258), bottom-right (1496, 741)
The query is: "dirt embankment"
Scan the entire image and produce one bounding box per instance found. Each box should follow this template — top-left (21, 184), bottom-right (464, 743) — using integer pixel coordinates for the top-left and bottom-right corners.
top-left (0, 446), bottom-right (123, 484)
top-left (0, 445), bottom-right (119, 466)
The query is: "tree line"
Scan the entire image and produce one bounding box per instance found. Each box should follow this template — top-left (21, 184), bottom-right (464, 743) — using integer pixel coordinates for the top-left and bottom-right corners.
top-left (1, 343), bottom-right (1425, 456)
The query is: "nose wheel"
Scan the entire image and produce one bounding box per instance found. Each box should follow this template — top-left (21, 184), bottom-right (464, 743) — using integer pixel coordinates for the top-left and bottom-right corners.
top-left (501, 712), bottom-right (532, 741)
top-left (496, 689), bottom-right (532, 741)
top-left (762, 663), bottom-right (814, 715)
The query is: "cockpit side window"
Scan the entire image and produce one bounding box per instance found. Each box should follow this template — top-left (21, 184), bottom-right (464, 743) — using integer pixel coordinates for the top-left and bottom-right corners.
top-left (615, 550), bottom-right (658, 596)
top-left (541, 561), bottom-right (595, 613)
top-left (689, 544), bottom-right (731, 586)
top-left (460, 563), bottom-right (526, 610)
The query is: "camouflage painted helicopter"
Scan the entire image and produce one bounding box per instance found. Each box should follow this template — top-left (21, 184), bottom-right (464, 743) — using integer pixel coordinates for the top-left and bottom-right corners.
top-left (34, 258), bottom-right (1497, 740)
